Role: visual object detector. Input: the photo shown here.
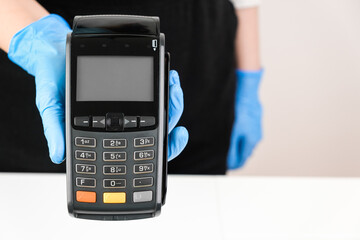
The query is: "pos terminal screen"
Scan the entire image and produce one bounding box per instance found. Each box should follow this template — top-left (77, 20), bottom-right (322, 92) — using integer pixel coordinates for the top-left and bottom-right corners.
top-left (76, 56), bottom-right (154, 102)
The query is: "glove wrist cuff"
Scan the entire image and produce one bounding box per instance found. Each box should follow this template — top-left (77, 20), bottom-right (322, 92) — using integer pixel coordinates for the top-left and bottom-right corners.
top-left (235, 68), bottom-right (264, 101)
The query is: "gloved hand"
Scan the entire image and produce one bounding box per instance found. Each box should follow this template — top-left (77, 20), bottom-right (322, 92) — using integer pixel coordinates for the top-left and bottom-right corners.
top-left (167, 70), bottom-right (189, 161)
top-left (227, 69), bottom-right (263, 169)
top-left (8, 14), bottom-right (188, 164)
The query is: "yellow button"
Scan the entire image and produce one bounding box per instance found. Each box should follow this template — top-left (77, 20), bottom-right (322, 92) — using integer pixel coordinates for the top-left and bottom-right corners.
top-left (103, 192), bottom-right (126, 203)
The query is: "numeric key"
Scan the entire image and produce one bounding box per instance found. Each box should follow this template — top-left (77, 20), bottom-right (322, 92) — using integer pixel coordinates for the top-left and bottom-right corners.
top-left (134, 137), bottom-right (154, 147)
top-left (76, 164), bottom-right (96, 174)
top-left (134, 150), bottom-right (154, 160)
top-left (103, 165), bottom-right (126, 175)
top-left (103, 139), bottom-right (127, 148)
top-left (103, 179), bottom-right (126, 188)
top-left (75, 137), bottom-right (96, 147)
top-left (75, 150), bottom-right (96, 161)
top-left (103, 152), bottom-right (126, 161)
top-left (134, 163), bottom-right (154, 174)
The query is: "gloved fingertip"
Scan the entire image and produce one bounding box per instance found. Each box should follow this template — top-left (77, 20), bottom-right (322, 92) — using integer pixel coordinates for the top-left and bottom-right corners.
top-left (44, 120), bottom-right (65, 165)
top-left (51, 157), bottom-right (65, 165)
top-left (169, 70), bottom-right (180, 85)
top-left (50, 155), bottom-right (65, 164)
top-left (49, 146), bottom-right (65, 164)
top-left (177, 126), bottom-right (189, 146)
top-left (237, 141), bottom-right (255, 169)
top-left (168, 126), bottom-right (189, 161)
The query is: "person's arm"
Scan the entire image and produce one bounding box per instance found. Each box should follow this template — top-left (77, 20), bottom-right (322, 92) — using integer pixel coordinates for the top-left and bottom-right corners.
top-left (235, 7), bottom-right (261, 70)
top-left (227, 3), bottom-right (263, 169)
top-left (0, 0), bottom-right (48, 52)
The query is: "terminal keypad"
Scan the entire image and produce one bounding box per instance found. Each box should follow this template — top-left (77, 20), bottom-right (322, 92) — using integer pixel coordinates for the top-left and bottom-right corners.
top-left (73, 130), bottom-right (155, 205)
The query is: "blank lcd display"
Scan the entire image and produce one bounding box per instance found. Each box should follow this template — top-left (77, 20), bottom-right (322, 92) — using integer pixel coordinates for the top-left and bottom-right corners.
top-left (76, 56), bottom-right (154, 101)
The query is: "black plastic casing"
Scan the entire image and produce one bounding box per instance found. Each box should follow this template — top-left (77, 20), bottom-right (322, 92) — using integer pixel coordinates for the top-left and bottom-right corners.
top-left (65, 15), bottom-right (169, 220)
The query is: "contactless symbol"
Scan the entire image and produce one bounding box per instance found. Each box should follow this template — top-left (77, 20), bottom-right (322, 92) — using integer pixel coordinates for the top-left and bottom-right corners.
top-left (152, 39), bottom-right (157, 51)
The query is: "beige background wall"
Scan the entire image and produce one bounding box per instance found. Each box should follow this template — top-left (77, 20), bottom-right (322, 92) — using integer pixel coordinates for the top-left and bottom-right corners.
top-left (230, 0), bottom-right (360, 177)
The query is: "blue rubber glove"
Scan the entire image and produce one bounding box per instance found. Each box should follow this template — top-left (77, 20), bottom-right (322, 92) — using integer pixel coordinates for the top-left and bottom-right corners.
top-left (8, 14), bottom-right (70, 164)
top-left (8, 14), bottom-right (188, 164)
top-left (227, 69), bottom-right (263, 169)
top-left (167, 70), bottom-right (189, 161)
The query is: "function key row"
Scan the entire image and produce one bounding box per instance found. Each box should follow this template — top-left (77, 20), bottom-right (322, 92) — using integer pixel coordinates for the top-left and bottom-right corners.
top-left (76, 177), bottom-right (154, 188)
top-left (74, 115), bottom-right (155, 129)
top-left (76, 190), bottom-right (153, 203)
top-left (75, 164), bottom-right (154, 175)
top-left (75, 150), bottom-right (154, 161)
top-left (75, 137), bottom-right (154, 148)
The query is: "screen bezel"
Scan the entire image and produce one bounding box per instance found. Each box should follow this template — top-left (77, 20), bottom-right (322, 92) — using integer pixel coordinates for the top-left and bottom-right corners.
top-left (70, 35), bottom-right (159, 132)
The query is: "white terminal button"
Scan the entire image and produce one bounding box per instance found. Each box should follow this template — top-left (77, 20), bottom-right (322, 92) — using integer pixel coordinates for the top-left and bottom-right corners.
top-left (133, 191), bottom-right (153, 203)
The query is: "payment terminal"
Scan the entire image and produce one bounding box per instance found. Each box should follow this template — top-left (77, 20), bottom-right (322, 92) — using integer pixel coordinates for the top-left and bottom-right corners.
top-left (65, 15), bottom-right (169, 220)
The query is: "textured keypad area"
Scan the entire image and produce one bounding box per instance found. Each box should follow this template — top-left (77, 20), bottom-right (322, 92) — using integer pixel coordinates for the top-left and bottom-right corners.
top-left (73, 133), bottom-right (156, 207)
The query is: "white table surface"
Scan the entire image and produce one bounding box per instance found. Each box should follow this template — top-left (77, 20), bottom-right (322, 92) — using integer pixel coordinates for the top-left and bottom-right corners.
top-left (0, 173), bottom-right (359, 240)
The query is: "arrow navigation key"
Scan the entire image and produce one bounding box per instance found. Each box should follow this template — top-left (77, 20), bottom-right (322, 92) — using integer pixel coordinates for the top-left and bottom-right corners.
top-left (124, 116), bottom-right (137, 128)
top-left (92, 116), bottom-right (106, 128)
